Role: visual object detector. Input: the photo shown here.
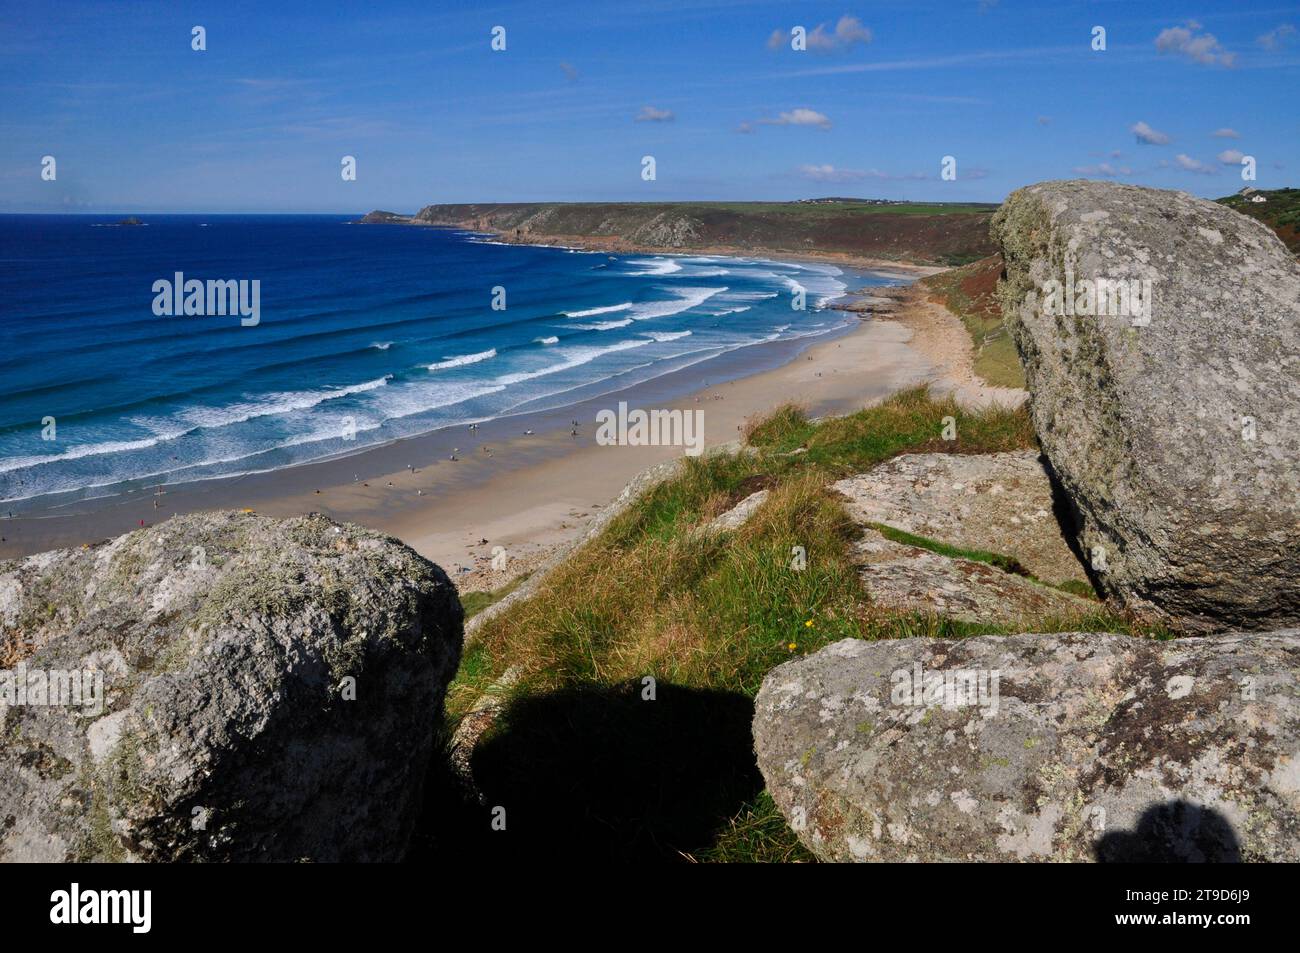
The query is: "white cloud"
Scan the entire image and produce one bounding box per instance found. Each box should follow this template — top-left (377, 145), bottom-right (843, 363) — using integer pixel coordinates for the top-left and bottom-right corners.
top-left (635, 106), bottom-right (674, 123)
top-left (761, 108), bottom-right (832, 129)
top-left (798, 164), bottom-right (927, 182)
top-left (1131, 121), bottom-right (1171, 145)
top-left (798, 164), bottom-right (865, 182)
top-left (736, 121), bottom-right (754, 134)
top-left (769, 15), bottom-right (872, 52)
top-left (1155, 21), bottom-right (1236, 67)
top-left (1258, 23), bottom-right (1296, 50)
top-left (1167, 154), bottom-right (1216, 174)
top-left (1217, 149), bottom-right (1245, 164)
top-left (1212, 127), bottom-right (1240, 139)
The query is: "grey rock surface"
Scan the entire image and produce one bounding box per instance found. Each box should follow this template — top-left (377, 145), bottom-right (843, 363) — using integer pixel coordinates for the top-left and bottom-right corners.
top-left (0, 510), bottom-right (462, 862)
top-left (754, 631), bottom-right (1300, 862)
top-left (848, 529), bottom-right (1094, 625)
top-left (833, 451), bottom-right (1089, 585)
top-left (991, 180), bottom-right (1300, 632)
top-left (702, 489), bottom-right (770, 535)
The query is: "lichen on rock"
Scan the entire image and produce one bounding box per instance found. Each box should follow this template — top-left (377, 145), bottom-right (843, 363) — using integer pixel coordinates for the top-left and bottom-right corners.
top-left (753, 631), bottom-right (1300, 862)
top-left (991, 180), bottom-right (1300, 632)
top-left (0, 510), bottom-right (462, 862)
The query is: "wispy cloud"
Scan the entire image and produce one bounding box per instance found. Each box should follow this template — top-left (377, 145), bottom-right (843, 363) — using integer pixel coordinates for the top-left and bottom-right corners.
top-left (1131, 120), bottom-right (1171, 145)
top-left (797, 163), bottom-right (927, 182)
top-left (262, 116), bottom-right (400, 141)
top-left (1155, 21), bottom-right (1236, 67)
top-left (760, 108), bottom-right (832, 130)
top-left (767, 15), bottom-right (872, 53)
top-left (1257, 23), bottom-right (1296, 50)
top-left (798, 163), bottom-right (864, 182)
top-left (1073, 163), bottom-right (1132, 178)
top-left (560, 62), bottom-right (579, 81)
top-left (635, 105), bottom-right (674, 122)
top-left (1217, 149), bottom-right (1245, 164)
top-left (778, 44), bottom-right (1080, 78)
top-left (234, 77), bottom-right (309, 90)
top-left (1212, 127), bottom-right (1241, 138)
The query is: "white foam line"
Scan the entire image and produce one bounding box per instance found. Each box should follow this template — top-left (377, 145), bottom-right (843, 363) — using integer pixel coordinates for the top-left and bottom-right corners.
top-left (561, 302), bottom-right (633, 318)
top-left (428, 348), bottom-right (497, 371)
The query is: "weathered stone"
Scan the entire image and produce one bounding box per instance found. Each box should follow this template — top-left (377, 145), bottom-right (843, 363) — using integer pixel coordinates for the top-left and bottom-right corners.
top-left (0, 510), bottom-right (462, 862)
top-left (703, 489), bottom-right (769, 534)
top-left (833, 451), bottom-right (1088, 586)
top-left (753, 631), bottom-right (1300, 862)
top-left (849, 529), bottom-right (1094, 625)
top-left (992, 180), bottom-right (1300, 632)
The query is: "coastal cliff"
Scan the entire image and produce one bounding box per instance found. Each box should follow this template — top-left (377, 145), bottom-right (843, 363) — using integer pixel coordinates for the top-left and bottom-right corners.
top-left (361, 200), bottom-right (999, 266)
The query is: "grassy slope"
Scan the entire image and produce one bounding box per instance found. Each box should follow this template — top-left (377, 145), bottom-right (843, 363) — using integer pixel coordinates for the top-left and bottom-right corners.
top-left (1216, 187), bottom-right (1300, 255)
top-left (415, 388), bottom-right (1172, 863)
top-left (412, 200), bottom-right (998, 266)
top-left (918, 253), bottom-right (1025, 389)
top-left (460, 574), bottom-right (529, 619)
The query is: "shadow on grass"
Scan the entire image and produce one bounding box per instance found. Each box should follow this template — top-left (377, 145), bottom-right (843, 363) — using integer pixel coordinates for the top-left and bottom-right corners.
top-left (410, 680), bottom-right (763, 862)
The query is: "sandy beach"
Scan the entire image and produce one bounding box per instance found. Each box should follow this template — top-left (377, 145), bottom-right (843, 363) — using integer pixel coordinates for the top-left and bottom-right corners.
top-left (0, 275), bottom-right (1012, 594)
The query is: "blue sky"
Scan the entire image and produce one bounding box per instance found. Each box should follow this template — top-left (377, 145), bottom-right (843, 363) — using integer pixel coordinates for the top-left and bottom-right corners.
top-left (2, 0), bottom-right (1297, 212)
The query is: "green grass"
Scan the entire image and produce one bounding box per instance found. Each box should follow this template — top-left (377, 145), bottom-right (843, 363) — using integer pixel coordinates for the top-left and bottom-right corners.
top-left (437, 387), bottom-right (1171, 862)
top-left (458, 573), bottom-right (529, 619)
top-left (743, 384), bottom-right (1035, 472)
top-left (690, 791), bottom-right (817, 863)
top-left (1217, 188), bottom-right (1300, 254)
top-left (869, 522), bottom-right (1032, 577)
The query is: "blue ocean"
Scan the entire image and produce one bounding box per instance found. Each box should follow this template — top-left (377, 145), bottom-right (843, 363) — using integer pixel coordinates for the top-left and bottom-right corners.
top-left (0, 215), bottom-right (895, 506)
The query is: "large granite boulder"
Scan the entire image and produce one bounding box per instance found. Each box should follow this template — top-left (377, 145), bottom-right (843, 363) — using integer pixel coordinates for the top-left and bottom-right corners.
top-left (753, 632), bottom-right (1300, 862)
top-left (991, 180), bottom-right (1300, 632)
top-left (0, 511), bottom-right (463, 862)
